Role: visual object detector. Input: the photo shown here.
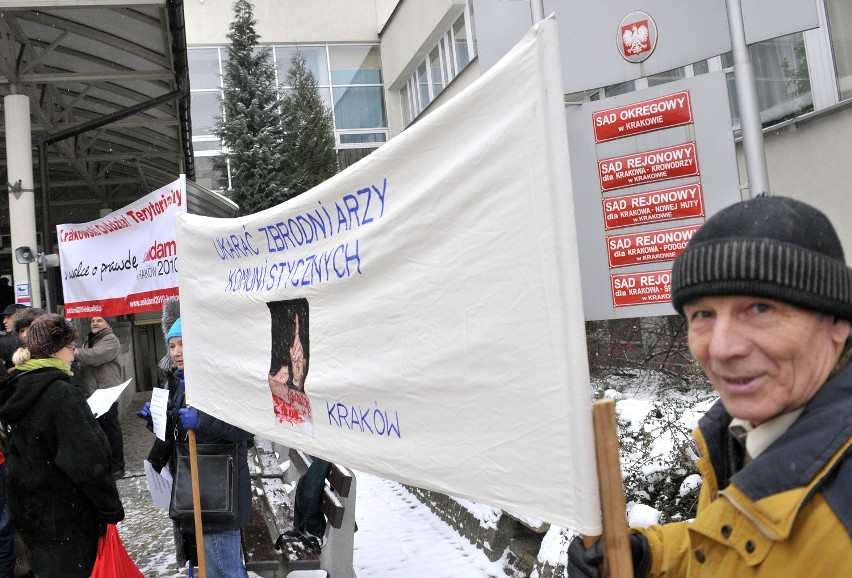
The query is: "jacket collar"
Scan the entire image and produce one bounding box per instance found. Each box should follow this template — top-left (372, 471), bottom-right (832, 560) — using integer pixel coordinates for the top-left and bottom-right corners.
top-left (699, 363), bottom-right (852, 499)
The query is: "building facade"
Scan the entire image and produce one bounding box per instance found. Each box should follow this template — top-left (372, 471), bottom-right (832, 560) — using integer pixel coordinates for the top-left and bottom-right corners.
top-left (182, 0), bottom-right (397, 191)
top-left (378, 0), bottom-right (852, 254)
top-left (180, 1), bottom-right (851, 251)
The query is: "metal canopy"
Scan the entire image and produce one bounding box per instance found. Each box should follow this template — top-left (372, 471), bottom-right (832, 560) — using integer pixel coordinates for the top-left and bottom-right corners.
top-left (0, 0), bottom-right (193, 239)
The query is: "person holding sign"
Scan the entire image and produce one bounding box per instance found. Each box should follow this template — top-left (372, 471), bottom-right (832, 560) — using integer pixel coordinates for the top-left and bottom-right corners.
top-left (569, 196), bottom-right (852, 577)
top-left (0, 314), bottom-right (124, 578)
top-left (139, 317), bottom-right (253, 578)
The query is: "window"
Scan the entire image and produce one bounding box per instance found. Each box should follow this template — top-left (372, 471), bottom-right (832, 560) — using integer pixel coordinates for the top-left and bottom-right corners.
top-left (647, 66), bottom-right (687, 88)
top-left (827, 0), bottom-right (852, 100)
top-left (399, 4), bottom-right (478, 126)
top-left (193, 155), bottom-right (227, 192)
top-left (332, 86), bottom-right (387, 129)
top-left (723, 32), bottom-right (813, 127)
top-left (190, 92), bottom-right (222, 137)
top-left (189, 42), bottom-right (388, 186)
top-left (400, 83), bottom-right (412, 126)
top-left (430, 45), bottom-right (444, 98)
top-left (452, 14), bottom-right (471, 73)
top-left (276, 45), bottom-right (329, 85)
top-left (329, 46), bottom-right (382, 85)
top-left (188, 48), bottom-right (221, 89)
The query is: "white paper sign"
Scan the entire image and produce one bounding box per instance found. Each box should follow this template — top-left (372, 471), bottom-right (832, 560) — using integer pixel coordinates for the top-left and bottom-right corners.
top-left (144, 460), bottom-right (173, 509)
top-left (149, 387), bottom-right (170, 442)
top-left (86, 378), bottom-right (133, 418)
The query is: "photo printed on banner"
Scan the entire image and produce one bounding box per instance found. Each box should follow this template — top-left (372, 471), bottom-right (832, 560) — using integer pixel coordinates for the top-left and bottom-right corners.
top-left (267, 298), bottom-right (314, 437)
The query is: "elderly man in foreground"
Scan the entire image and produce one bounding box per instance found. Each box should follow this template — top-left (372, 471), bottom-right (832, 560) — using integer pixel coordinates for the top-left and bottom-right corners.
top-left (569, 195), bottom-right (852, 577)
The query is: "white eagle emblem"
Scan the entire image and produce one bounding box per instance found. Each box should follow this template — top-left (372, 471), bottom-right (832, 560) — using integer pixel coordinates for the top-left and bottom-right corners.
top-left (622, 23), bottom-right (650, 55)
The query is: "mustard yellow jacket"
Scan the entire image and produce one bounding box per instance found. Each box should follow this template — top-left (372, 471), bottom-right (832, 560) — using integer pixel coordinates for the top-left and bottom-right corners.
top-left (636, 363), bottom-right (852, 577)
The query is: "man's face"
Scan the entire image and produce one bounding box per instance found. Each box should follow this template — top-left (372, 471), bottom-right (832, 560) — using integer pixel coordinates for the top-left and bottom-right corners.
top-left (685, 295), bottom-right (851, 426)
top-left (3, 316), bottom-right (13, 333)
top-left (90, 317), bottom-right (109, 333)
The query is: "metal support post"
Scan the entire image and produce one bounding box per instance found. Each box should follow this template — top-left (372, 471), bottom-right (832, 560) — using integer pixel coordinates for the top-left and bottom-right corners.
top-left (726, 0), bottom-right (771, 197)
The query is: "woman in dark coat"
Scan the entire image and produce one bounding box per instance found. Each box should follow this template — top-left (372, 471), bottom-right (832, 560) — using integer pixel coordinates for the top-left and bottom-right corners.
top-left (0, 314), bottom-right (124, 577)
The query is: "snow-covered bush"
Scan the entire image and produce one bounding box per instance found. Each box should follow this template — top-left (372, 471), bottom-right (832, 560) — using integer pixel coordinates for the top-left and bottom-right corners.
top-left (614, 393), bottom-right (705, 523)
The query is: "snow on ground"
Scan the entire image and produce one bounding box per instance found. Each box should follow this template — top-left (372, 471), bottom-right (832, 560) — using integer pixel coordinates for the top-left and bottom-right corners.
top-left (118, 468), bottom-right (509, 578)
top-left (352, 470), bottom-right (510, 578)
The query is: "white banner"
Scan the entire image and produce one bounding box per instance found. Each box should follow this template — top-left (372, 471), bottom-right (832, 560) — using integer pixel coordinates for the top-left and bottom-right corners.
top-left (177, 19), bottom-right (601, 533)
top-left (58, 176), bottom-right (185, 318)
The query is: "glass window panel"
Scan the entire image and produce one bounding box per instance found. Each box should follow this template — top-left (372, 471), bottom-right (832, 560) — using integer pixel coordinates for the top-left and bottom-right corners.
top-left (647, 66), bottom-right (686, 87)
top-left (190, 92), bottom-right (222, 136)
top-left (191, 139), bottom-right (222, 152)
top-left (332, 86), bottom-right (387, 129)
top-left (276, 46), bottom-right (329, 86)
top-left (719, 34), bottom-right (812, 128)
top-left (193, 155), bottom-right (227, 192)
top-left (752, 33), bottom-right (812, 124)
top-left (338, 147), bottom-right (378, 170)
top-left (188, 48), bottom-right (221, 89)
top-left (400, 84), bottom-right (411, 126)
top-left (329, 46), bottom-right (382, 85)
top-left (429, 46), bottom-right (444, 97)
top-left (827, 0), bottom-right (852, 100)
top-left (339, 132), bottom-right (386, 144)
top-left (604, 80), bottom-right (635, 97)
top-left (417, 61), bottom-right (430, 109)
top-left (693, 60), bottom-right (710, 76)
top-left (453, 15), bottom-right (470, 71)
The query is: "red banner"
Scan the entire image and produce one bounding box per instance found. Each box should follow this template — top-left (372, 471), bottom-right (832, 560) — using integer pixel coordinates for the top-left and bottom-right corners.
top-left (606, 224), bottom-right (700, 268)
top-left (598, 142), bottom-right (699, 192)
top-left (593, 90), bottom-right (693, 143)
top-left (64, 287), bottom-right (179, 318)
top-left (602, 183), bottom-right (705, 230)
top-left (610, 270), bottom-right (672, 307)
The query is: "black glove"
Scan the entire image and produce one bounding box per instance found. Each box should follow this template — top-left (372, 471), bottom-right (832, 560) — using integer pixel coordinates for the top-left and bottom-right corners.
top-left (567, 533), bottom-right (651, 578)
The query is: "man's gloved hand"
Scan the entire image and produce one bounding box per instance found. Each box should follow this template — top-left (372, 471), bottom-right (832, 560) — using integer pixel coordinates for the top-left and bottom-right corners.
top-left (567, 533), bottom-right (651, 578)
top-left (178, 407), bottom-right (199, 430)
top-left (136, 401), bottom-right (153, 427)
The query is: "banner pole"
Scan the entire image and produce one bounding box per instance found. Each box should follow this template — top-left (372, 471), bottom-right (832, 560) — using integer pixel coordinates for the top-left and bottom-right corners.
top-left (188, 429), bottom-right (206, 578)
top-left (591, 398), bottom-right (634, 578)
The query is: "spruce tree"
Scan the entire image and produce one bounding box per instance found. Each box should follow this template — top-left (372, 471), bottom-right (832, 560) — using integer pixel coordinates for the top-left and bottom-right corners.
top-left (213, 0), bottom-right (289, 214)
top-left (280, 50), bottom-right (339, 195)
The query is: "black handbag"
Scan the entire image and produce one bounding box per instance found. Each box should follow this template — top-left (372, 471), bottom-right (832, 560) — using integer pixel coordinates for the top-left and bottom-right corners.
top-left (169, 442), bottom-right (239, 523)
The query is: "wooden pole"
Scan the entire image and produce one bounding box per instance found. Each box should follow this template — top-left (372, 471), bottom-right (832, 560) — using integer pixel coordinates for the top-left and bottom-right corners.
top-left (188, 429), bottom-right (206, 578)
top-left (591, 398), bottom-right (634, 578)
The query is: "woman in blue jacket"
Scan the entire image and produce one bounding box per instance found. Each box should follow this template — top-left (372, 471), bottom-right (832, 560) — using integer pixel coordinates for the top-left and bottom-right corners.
top-left (141, 317), bottom-right (253, 577)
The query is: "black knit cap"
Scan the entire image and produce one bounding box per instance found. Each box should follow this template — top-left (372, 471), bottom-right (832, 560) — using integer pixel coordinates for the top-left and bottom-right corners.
top-left (26, 314), bottom-right (79, 359)
top-left (671, 196), bottom-right (852, 320)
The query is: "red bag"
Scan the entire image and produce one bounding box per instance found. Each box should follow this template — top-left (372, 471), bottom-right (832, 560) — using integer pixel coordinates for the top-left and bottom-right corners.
top-left (91, 524), bottom-right (144, 578)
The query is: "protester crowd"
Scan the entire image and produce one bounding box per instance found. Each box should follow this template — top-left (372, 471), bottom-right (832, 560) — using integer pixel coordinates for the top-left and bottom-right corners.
top-left (0, 195), bottom-right (848, 577)
top-left (0, 292), bottom-right (254, 577)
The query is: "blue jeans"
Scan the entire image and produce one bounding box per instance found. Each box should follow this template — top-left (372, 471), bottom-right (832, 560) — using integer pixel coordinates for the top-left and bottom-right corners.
top-left (0, 465), bottom-right (15, 578)
top-left (203, 529), bottom-right (248, 578)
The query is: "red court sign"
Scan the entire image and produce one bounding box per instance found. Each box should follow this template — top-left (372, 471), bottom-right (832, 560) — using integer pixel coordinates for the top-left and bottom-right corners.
top-left (602, 183), bottom-right (705, 230)
top-left (593, 90), bottom-right (693, 143)
top-left (599, 142), bottom-right (699, 192)
top-left (611, 270), bottom-right (672, 307)
top-left (606, 224), bottom-right (700, 268)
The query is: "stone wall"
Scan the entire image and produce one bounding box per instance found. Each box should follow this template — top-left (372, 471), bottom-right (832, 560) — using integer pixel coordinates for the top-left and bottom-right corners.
top-left (404, 486), bottom-right (569, 578)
